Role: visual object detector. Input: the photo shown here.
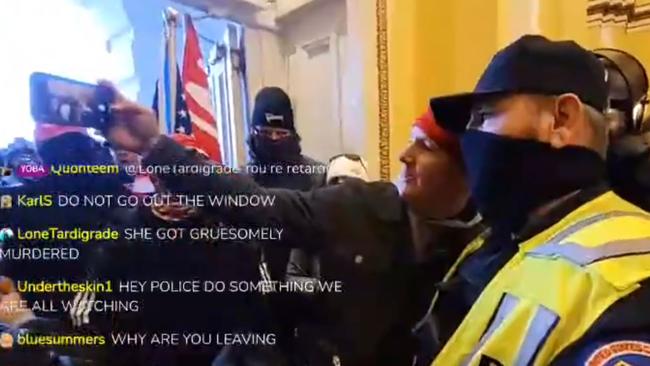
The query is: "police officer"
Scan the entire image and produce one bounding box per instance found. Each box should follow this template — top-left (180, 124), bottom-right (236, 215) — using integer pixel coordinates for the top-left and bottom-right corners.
top-left (427, 35), bottom-right (650, 365)
top-left (594, 48), bottom-right (650, 211)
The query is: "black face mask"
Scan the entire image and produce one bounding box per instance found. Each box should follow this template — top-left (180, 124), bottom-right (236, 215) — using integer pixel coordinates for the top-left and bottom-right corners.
top-left (461, 130), bottom-right (606, 234)
top-left (249, 134), bottom-right (302, 164)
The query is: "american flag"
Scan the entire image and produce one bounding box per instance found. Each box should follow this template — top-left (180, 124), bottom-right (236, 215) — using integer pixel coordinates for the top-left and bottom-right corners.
top-left (153, 11), bottom-right (222, 162)
top-left (153, 66), bottom-right (192, 135)
top-left (181, 14), bottom-right (222, 163)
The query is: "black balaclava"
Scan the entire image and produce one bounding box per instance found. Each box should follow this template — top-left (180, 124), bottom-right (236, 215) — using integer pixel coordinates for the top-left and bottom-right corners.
top-left (461, 130), bottom-right (606, 236)
top-left (249, 87), bottom-right (302, 164)
top-left (248, 133), bottom-right (302, 164)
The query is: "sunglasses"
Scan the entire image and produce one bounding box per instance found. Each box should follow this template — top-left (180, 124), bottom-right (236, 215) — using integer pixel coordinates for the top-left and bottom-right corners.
top-left (328, 153), bottom-right (368, 171)
top-left (253, 126), bottom-right (293, 139)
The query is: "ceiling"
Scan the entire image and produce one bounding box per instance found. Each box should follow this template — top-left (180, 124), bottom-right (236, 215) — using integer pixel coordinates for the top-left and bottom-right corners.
top-left (173, 0), bottom-right (270, 14)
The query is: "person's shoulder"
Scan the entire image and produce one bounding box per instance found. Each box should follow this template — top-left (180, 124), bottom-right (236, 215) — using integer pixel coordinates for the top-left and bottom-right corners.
top-left (552, 279), bottom-right (650, 365)
top-left (298, 155), bottom-right (327, 187)
top-left (551, 333), bottom-right (650, 365)
top-left (317, 180), bottom-right (405, 222)
top-left (300, 155), bottom-right (326, 168)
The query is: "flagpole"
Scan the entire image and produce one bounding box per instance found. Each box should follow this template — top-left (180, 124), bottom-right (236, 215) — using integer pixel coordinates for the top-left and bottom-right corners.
top-left (158, 7), bottom-right (180, 135)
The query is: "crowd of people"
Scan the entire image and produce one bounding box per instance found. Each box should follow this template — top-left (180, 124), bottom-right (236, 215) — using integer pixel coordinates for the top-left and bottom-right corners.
top-left (0, 35), bottom-right (649, 366)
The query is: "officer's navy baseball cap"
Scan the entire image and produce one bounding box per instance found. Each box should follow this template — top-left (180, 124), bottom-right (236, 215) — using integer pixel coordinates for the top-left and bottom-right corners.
top-left (430, 34), bottom-right (608, 134)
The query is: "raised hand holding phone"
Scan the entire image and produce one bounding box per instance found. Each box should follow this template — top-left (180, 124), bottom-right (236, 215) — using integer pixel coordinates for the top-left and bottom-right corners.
top-left (30, 72), bottom-right (114, 129)
top-left (98, 81), bottom-right (161, 156)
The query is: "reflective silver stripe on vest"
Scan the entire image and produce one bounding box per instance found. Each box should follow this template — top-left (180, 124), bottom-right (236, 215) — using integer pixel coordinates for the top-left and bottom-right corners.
top-left (516, 303), bottom-right (559, 366)
top-left (465, 293), bottom-right (559, 366)
top-left (527, 211), bottom-right (650, 266)
top-left (545, 211), bottom-right (650, 246)
top-left (461, 212), bottom-right (650, 365)
top-left (463, 293), bottom-right (520, 366)
top-left (528, 237), bottom-right (650, 266)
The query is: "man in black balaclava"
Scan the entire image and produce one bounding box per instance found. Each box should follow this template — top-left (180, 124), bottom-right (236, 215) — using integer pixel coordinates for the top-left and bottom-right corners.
top-left (247, 87), bottom-right (327, 361)
top-left (247, 87), bottom-right (326, 190)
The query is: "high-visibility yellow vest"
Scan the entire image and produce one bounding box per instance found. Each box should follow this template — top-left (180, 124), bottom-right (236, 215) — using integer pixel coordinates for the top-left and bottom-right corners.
top-left (432, 191), bottom-right (650, 366)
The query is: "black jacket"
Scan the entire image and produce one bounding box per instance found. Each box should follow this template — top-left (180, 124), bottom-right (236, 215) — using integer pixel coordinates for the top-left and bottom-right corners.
top-left (144, 136), bottom-right (479, 365)
top-left (0, 174), bottom-right (263, 366)
top-left (245, 154), bottom-right (327, 366)
top-left (0, 174), bottom-right (130, 365)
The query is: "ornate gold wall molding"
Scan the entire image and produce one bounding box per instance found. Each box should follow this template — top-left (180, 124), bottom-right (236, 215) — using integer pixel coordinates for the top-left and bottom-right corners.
top-left (587, 0), bottom-right (650, 31)
top-left (376, 0), bottom-right (391, 180)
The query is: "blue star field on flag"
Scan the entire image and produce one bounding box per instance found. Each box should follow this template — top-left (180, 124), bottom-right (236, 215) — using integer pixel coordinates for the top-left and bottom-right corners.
top-left (152, 65), bottom-right (192, 135)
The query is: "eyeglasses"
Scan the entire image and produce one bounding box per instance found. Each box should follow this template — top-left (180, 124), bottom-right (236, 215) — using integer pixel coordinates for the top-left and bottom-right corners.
top-left (466, 109), bottom-right (492, 131)
top-left (253, 126), bottom-right (292, 139)
top-left (466, 96), bottom-right (509, 131)
top-left (466, 94), bottom-right (552, 130)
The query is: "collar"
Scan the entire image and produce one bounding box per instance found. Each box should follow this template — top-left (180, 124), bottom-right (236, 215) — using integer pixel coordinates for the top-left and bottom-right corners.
top-left (513, 182), bottom-right (610, 243)
top-left (425, 201), bottom-right (482, 229)
top-left (456, 182), bottom-right (611, 289)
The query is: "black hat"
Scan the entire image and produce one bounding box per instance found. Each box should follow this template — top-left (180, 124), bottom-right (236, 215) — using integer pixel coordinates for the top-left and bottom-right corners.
top-left (252, 87), bottom-right (295, 131)
top-left (431, 35), bottom-right (608, 133)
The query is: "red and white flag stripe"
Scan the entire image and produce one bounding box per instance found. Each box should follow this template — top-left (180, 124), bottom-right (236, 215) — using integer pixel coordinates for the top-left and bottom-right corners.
top-left (182, 14), bottom-right (223, 163)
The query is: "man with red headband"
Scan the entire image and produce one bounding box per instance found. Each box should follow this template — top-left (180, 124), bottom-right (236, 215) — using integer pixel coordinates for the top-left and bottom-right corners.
top-left (101, 80), bottom-right (481, 365)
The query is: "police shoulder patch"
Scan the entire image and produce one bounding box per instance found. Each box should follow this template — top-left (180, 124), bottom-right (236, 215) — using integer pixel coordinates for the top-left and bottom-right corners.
top-left (585, 340), bottom-right (650, 366)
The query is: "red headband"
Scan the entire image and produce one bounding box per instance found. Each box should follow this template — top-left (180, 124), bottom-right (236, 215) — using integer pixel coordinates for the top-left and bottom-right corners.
top-left (413, 108), bottom-right (461, 160)
top-left (34, 123), bottom-right (88, 144)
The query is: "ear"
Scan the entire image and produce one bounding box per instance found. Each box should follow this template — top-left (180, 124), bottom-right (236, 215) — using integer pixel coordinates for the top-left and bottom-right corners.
top-left (549, 93), bottom-right (584, 149)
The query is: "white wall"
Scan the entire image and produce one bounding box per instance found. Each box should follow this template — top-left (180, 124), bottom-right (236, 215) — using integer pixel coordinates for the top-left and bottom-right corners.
top-left (244, 28), bottom-right (289, 105)
top-left (243, 0), bottom-right (368, 165)
top-left (280, 0), bottom-right (347, 163)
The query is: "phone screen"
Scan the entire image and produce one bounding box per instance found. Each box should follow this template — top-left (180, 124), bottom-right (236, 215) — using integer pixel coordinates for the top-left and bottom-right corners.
top-left (30, 72), bottom-right (114, 129)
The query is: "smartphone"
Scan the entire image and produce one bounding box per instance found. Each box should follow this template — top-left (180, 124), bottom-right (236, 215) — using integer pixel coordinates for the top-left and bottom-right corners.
top-left (30, 72), bottom-right (114, 129)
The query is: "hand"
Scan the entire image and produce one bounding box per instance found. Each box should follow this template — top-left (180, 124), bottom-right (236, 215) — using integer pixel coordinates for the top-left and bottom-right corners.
top-left (99, 81), bottom-right (161, 155)
top-left (0, 277), bottom-right (35, 327)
